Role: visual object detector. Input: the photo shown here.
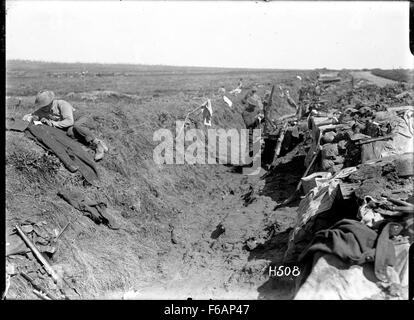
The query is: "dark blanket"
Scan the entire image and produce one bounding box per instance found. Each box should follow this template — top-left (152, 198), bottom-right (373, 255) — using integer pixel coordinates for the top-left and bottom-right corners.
top-left (25, 124), bottom-right (99, 185)
top-left (58, 189), bottom-right (119, 230)
top-left (299, 219), bottom-right (399, 282)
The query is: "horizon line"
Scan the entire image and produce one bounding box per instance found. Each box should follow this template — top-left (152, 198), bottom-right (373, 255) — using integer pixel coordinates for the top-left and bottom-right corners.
top-left (7, 59), bottom-right (412, 72)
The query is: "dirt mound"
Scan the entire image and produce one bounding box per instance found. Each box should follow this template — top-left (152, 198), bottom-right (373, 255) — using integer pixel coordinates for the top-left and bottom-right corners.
top-left (66, 90), bottom-right (141, 102)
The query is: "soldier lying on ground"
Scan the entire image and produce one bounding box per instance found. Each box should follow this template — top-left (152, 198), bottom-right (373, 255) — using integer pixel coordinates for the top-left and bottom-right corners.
top-left (22, 91), bottom-right (108, 161)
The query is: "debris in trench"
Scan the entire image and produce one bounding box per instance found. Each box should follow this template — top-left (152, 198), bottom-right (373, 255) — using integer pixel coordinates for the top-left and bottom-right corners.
top-left (57, 189), bottom-right (120, 230)
top-left (260, 74), bottom-right (414, 299)
top-left (20, 272), bottom-right (58, 300)
top-left (211, 223), bottom-right (226, 240)
top-left (7, 220), bottom-right (57, 258)
top-left (169, 224), bottom-right (179, 245)
top-left (15, 225), bottom-right (61, 284)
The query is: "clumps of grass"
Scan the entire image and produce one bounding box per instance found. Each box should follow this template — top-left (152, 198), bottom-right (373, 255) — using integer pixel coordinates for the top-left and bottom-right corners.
top-left (157, 111), bottom-right (170, 125)
top-left (59, 170), bottom-right (88, 188)
top-left (101, 154), bottom-right (129, 177)
top-left (7, 149), bottom-right (61, 184)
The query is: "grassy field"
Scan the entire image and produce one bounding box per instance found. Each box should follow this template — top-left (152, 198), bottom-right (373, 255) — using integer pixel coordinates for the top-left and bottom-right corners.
top-left (371, 68), bottom-right (414, 83)
top-left (6, 60), bottom-right (315, 299)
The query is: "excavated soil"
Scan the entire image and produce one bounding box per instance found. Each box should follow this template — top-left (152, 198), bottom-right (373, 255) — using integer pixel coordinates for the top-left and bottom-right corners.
top-left (5, 63), bottom-right (412, 300)
top-left (5, 63), bottom-right (309, 300)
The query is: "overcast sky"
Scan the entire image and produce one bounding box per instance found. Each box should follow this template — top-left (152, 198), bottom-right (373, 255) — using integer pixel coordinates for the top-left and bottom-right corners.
top-left (6, 1), bottom-right (413, 69)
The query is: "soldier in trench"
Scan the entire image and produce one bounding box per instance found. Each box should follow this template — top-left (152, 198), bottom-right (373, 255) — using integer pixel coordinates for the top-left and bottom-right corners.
top-left (241, 93), bottom-right (264, 157)
top-left (22, 90), bottom-right (109, 161)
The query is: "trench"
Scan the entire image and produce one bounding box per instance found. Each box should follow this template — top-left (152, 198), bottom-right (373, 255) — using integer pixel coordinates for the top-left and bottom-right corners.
top-left (107, 112), bottom-right (306, 299)
top-left (97, 94), bottom-right (307, 299)
top-left (105, 159), bottom-right (303, 299)
top-left (5, 68), bottom-right (308, 300)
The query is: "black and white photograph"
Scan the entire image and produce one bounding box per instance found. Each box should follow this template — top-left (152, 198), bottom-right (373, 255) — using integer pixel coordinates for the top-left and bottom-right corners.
top-left (3, 0), bottom-right (414, 303)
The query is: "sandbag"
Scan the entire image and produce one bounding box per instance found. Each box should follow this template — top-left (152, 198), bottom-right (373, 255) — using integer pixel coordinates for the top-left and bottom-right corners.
top-left (321, 143), bottom-right (338, 159)
top-left (393, 153), bottom-right (414, 177)
top-left (361, 141), bottom-right (387, 163)
top-left (322, 131), bottom-right (336, 144)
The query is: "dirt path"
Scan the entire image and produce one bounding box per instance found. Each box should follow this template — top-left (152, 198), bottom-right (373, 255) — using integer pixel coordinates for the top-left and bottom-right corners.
top-left (351, 71), bottom-right (398, 87)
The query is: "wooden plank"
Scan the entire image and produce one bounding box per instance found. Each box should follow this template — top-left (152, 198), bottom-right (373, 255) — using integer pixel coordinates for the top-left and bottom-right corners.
top-left (15, 225), bottom-right (60, 284)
